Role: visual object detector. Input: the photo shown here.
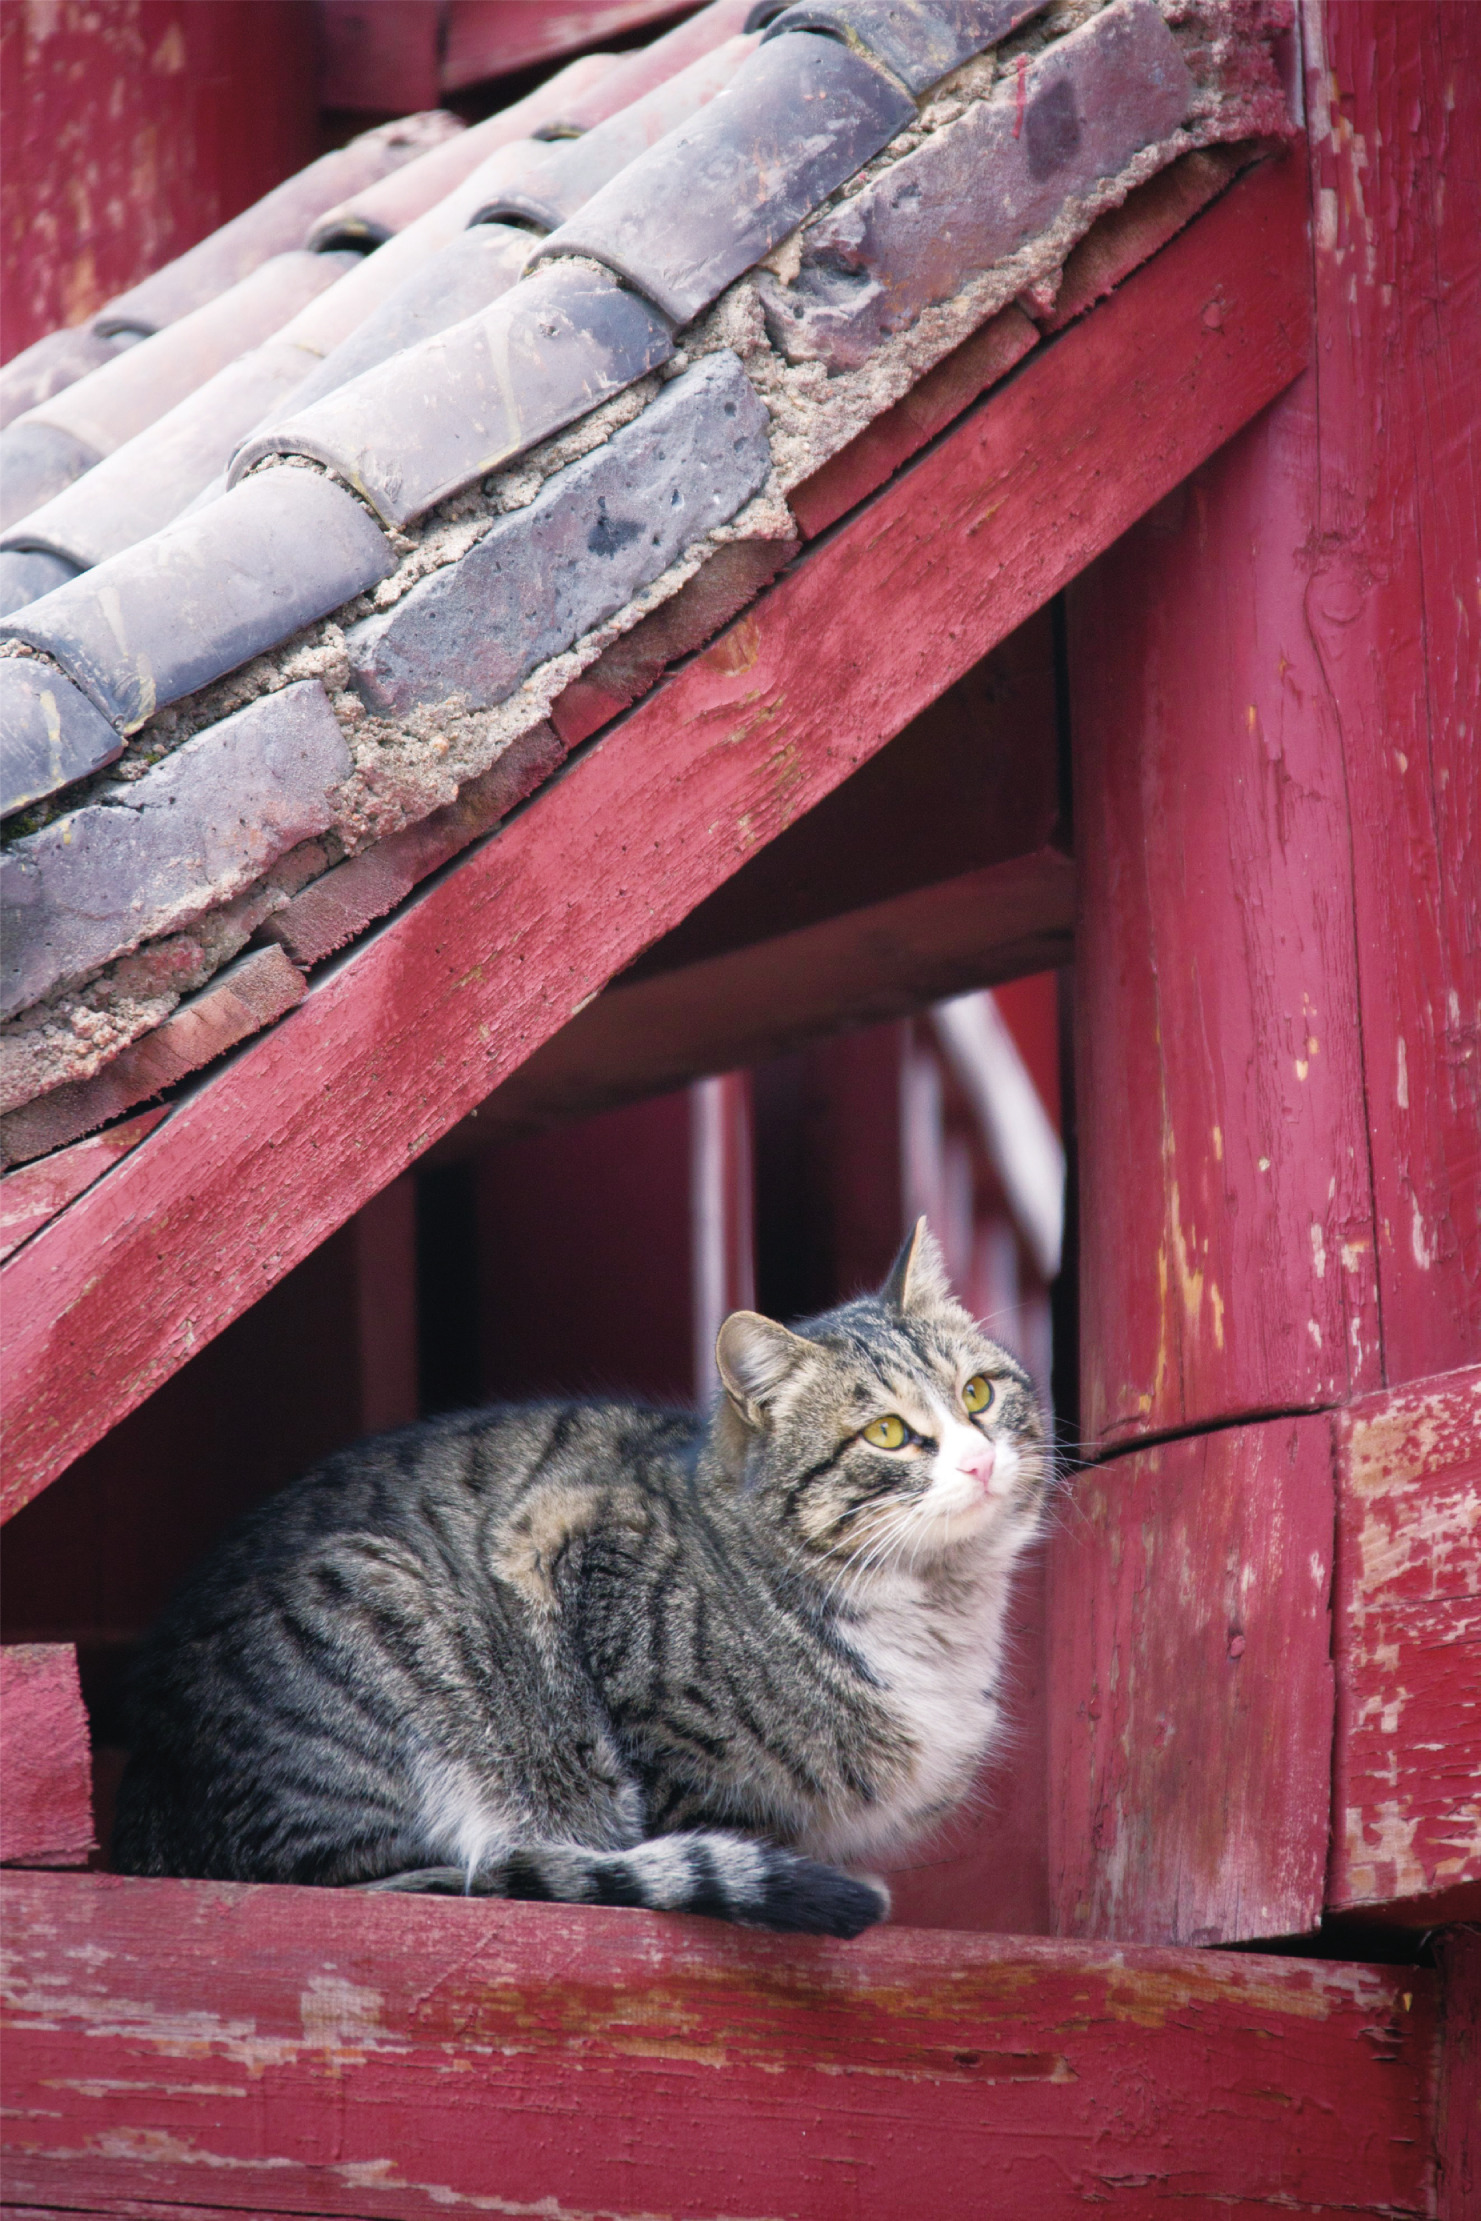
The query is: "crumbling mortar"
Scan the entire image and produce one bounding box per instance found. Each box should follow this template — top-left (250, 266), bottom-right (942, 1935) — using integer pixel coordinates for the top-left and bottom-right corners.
top-left (2, 0), bottom-right (1290, 1103)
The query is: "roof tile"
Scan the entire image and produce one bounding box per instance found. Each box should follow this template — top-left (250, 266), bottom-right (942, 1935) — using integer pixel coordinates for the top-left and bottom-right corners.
top-left (0, 472), bottom-right (394, 734)
top-left (0, 681), bottom-right (349, 1021)
top-left (760, 0), bottom-right (1194, 370)
top-left (236, 261), bottom-right (675, 529)
top-left (347, 349), bottom-right (770, 717)
top-left (0, 552), bottom-right (78, 622)
top-left (532, 31), bottom-right (917, 326)
top-left (761, 1), bottom-right (1048, 95)
top-left (0, 659), bottom-right (122, 819)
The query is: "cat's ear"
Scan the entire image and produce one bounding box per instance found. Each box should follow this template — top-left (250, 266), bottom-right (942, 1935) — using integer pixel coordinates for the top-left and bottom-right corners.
top-left (715, 1310), bottom-right (812, 1424)
top-left (880, 1217), bottom-right (952, 1312)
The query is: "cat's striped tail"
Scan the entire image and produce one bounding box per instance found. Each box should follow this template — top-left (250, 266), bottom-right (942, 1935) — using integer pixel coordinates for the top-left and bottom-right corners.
top-left (366, 1831), bottom-right (889, 1938)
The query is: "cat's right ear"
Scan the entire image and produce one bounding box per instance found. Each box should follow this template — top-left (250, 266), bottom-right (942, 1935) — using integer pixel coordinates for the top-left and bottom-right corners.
top-left (715, 1311), bottom-right (812, 1427)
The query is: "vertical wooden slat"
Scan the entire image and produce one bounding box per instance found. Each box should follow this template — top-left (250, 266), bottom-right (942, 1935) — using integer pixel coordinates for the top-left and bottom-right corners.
top-left (1048, 1417), bottom-right (1335, 1946)
top-left (689, 1072), bottom-right (755, 1405)
top-left (0, 1644), bottom-right (94, 1868)
top-left (1304, 0), bottom-right (1481, 1386)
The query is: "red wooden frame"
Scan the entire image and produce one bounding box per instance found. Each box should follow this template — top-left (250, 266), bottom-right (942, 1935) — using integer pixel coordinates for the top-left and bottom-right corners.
top-left (0, 1869), bottom-right (1439, 2220)
top-left (0, 153), bottom-right (1309, 1514)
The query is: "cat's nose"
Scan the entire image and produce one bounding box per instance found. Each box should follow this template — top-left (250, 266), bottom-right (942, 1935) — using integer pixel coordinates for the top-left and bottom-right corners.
top-left (956, 1439), bottom-right (996, 1491)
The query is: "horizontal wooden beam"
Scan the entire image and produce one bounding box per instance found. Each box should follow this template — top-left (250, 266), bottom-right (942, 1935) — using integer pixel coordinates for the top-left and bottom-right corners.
top-left (1330, 1363), bottom-right (1481, 1918)
top-left (0, 1645), bottom-right (94, 1869)
top-left (0, 156), bottom-right (1308, 1517)
top-left (0, 1870), bottom-right (1437, 2220)
top-left (442, 851), bottom-right (1073, 1146)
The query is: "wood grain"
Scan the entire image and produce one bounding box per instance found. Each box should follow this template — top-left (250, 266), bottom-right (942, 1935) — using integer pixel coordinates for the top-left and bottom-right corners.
top-left (0, 156), bottom-right (1309, 1517)
top-left (0, 1108), bottom-right (168, 1262)
top-left (0, 1645), bottom-right (94, 1868)
top-left (0, 1870), bottom-right (1438, 2220)
top-left (1305, 1), bottom-right (1481, 1387)
top-left (1047, 1417), bottom-right (1335, 1947)
top-left (1330, 1365), bottom-right (1481, 1914)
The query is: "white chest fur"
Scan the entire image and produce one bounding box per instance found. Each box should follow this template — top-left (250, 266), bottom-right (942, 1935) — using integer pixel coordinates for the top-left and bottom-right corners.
top-left (804, 1546), bottom-right (1020, 1866)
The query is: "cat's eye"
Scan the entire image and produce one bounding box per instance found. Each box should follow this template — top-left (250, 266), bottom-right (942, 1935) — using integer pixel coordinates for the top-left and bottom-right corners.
top-left (861, 1414), bottom-right (910, 1451)
top-left (963, 1374), bottom-right (995, 1415)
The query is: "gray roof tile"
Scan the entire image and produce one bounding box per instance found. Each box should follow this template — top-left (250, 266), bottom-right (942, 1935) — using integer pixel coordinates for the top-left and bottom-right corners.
top-left (760, 0), bottom-right (1194, 370)
top-left (0, 551), bottom-right (78, 622)
top-left (760, 2), bottom-right (1048, 97)
top-left (0, 659), bottom-right (122, 818)
top-left (235, 260), bottom-right (676, 529)
top-left (0, 472), bottom-right (394, 734)
top-left (0, 422), bottom-right (101, 534)
top-left (0, 679), bottom-right (349, 1020)
top-left (530, 31), bottom-right (916, 327)
top-left (346, 349), bottom-right (771, 716)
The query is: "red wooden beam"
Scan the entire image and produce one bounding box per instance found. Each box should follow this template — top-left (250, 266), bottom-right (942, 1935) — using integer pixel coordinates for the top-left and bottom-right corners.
top-left (0, 156), bottom-right (1308, 1516)
top-left (1330, 1363), bottom-right (1481, 1920)
top-left (1048, 1416), bottom-right (1335, 1948)
top-left (0, 1870), bottom-right (1438, 2220)
top-left (0, 1645), bottom-right (95, 1868)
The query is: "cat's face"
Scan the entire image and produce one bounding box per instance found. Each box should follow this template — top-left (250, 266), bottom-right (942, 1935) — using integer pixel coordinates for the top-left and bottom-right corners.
top-left (714, 1220), bottom-right (1049, 1582)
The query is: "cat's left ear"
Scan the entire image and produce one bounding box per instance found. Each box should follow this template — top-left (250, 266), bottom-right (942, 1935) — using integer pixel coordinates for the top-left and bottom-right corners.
top-left (716, 1310), bottom-right (813, 1427)
top-left (880, 1216), bottom-right (953, 1312)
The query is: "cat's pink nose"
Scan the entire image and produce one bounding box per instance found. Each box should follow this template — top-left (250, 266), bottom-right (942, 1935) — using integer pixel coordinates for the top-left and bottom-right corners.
top-left (957, 1439), bottom-right (996, 1492)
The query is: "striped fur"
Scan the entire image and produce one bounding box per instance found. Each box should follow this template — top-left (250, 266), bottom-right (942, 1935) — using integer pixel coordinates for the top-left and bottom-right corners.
top-left (112, 1221), bottom-right (1049, 1935)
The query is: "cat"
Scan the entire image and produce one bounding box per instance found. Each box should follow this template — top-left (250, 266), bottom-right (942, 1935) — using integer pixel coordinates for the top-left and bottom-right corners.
top-left (111, 1218), bottom-right (1050, 1937)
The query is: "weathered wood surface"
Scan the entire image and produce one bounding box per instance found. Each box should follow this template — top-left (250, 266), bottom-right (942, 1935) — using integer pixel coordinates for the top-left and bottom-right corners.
top-left (1305, 1), bottom-right (1481, 1387)
top-left (0, 1871), bottom-right (1438, 2220)
top-left (0, 157), bottom-right (1309, 1517)
top-left (0, 1645), bottom-right (94, 1867)
top-left (0, 1108), bottom-right (167, 1263)
top-left (1068, 375), bottom-right (1382, 1446)
top-left (1048, 1417), bottom-right (1335, 1947)
top-left (1330, 1365), bottom-right (1481, 1915)
top-left (449, 853), bottom-right (1072, 1145)
top-left (1437, 1926), bottom-right (1481, 2221)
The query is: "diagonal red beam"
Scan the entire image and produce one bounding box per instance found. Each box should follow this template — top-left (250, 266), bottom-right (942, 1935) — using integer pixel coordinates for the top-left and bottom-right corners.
top-left (0, 156), bottom-right (1308, 1515)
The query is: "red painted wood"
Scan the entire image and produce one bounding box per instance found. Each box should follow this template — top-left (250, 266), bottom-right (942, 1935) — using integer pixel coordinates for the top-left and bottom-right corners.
top-left (0, 1646), bottom-right (94, 1867)
top-left (0, 1109), bottom-right (168, 1263)
top-left (0, 1870), bottom-right (1439, 2219)
top-left (1437, 1927), bottom-right (1481, 2221)
top-left (353, 1178), bottom-right (420, 1437)
top-left (1304, 0), bottom-right (1481, 1385)
top-left (0, 156), bottom-right (1308, 1517)
top-left (447, 852), bottom-right (1073, 1145)
top-left (1329, 1365), bottom-right (1481, 1915)
top-left (0, 2), bottom-right (321, 360)
top-left (1068, 342), bottom-right (1382, 1445)
top-left (1048, 1416), bottom-right (1335, 1947)
top-left (441, 1), bottom-right (692, 93)
top-left (319, 2), bottom-right (443, 114)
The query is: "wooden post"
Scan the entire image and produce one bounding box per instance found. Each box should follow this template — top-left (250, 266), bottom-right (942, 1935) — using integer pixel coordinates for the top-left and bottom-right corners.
top-left (1052, 0), bottom-right (1480, 1943)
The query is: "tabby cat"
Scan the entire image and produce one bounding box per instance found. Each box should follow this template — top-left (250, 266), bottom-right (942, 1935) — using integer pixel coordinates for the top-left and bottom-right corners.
top-left (112, 1219), bottom-right (1049, 1936)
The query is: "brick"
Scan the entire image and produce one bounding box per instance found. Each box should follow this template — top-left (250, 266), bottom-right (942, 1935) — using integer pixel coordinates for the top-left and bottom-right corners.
top-left (348, 350), bottom-right (771, 716)
top-left (0, 550), bottom-right (79, 621)
top-left (549, 535), bottom-right (796, 746)
top-left (262, 721), bottom-right (567, 967)
top-left (533, 32), bottom-right (915, 326)
top-left (0, 947), bottom-right (306, 1168)
top-left (278, 227), bottom-right (532, 422)
top-left (0, 681), bottom-right (349, 1021)
top-left (759, 0), bottom-right (1194, 371)
top-left (0, 328), bottom-right (352, 573)
top-left (95, 113), bottom-right (463, 335)
top-left (0, 1106), bottom-right (168, 1261)
top-left (762, 1), bottom-right (1049, 97)
top-left (1, 473), bottom-right (393, 734)
top-left (236, 261), bottom-right (676, 530)
top-left (473, 34), bottom-right (756, 232)
top-left (0, 658), bottom-right (122, 818)
top-left (0, 421), bottom-right (100, 532)
top-left (1039, 142), bottom-right (1259, 334)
